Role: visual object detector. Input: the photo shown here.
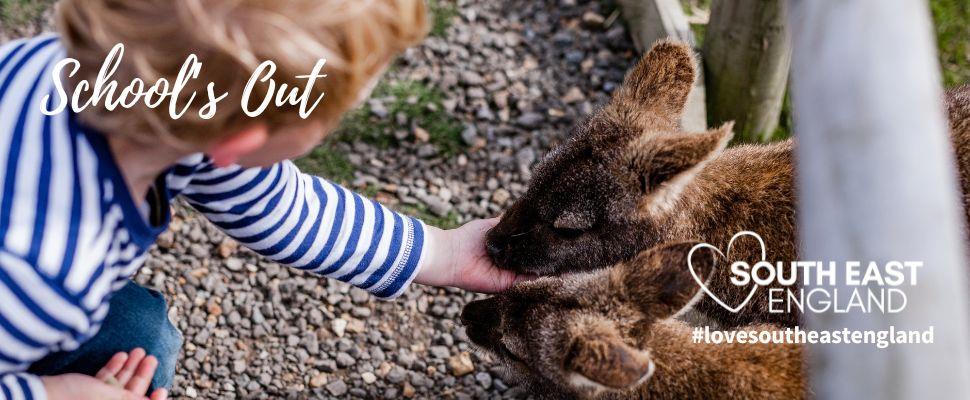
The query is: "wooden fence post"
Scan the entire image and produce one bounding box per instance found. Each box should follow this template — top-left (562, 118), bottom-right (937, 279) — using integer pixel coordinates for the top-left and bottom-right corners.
top-left (704, 0), bottom-right (790, 142)
top-left (791, 0), bottom-right (970, 398)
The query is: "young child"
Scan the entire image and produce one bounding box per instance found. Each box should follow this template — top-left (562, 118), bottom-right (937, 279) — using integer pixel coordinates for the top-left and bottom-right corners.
top-left (0, 1), bottom-right (523, 399)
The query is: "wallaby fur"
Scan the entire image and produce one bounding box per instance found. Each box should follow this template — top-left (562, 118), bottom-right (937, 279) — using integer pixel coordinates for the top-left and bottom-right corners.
top-left (486, 39), bottom-right (970, 328)
top-left (462, 242), bottom-right (806, 400)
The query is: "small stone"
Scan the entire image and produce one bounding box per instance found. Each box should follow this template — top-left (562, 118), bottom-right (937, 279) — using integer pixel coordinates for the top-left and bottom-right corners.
top-left (350, 288), bottom-right (370, 304)
top-left (361, 372), bottom-right (377, 384)
top-left (448, 352), bottom-right (475, 377)
top-left (251, 308), bottom-right (265, 324)
top-left (582, 11), bottom-right (606, 28)
top-left (460, 71), bottom-right (485, 86)
top-left (562, 87), bottom-right (585, 103)
top-left (386, 366), bottom-right (407, 383)
top-left (332, 318), bottom-right (348, 338)
top-left (156, 231), bottom-right (174, 249)
top-left (217, 239), bottom-right (237, 258)
top-left (189, 244), bottom-right (208, 258)
top-left (310, 372), bottom-right (328, 388)
top-left (206, 302), bottom-right (222, 317)
top-left (491, 189), bottom-right (511, 205)
top-left (369, 100), bottom-right (389, 118)
top-left (233, 360), bottom-right (247, 374)
top-left (403, 382), bottom-right (416, 398)
top-left (345, 317), bottom-right (366, 334)
top-left (336, 352), bottom-right (356, 368)
top-left (413, 126), bottom-right (430, 143)
top-left (475, 372), bottom-right (493, 389)
top-left (461, 125), bottom-right (480, 146)
top-left (515, 112), bottom-right (544, 129)
top-left (429, 345), bottom-right (450, 359)
top-left (225, 257), bottom-right (243, 272)
top-left (185, 387), bottom-right (198, 398)
top-left (326, 379), bottom-right (348, 397)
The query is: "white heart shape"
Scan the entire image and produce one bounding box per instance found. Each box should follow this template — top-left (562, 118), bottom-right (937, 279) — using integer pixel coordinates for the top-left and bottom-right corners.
top-left (688, 231), bottom-right (767, 313)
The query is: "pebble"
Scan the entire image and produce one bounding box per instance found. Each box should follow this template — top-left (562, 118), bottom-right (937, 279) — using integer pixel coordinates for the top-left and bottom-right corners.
top-left (326, 379), bottom-right (348, 396)
top-left (448, 352), bottom-right (475, 377)
top-left (332, 318), bottom-right (348, 338)
top-left (310, 372), bottom-right (328, 388)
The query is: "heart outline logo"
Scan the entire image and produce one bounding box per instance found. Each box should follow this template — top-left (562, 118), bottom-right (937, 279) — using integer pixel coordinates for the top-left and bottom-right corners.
top-left (687, 231), bottom-right (767, 313)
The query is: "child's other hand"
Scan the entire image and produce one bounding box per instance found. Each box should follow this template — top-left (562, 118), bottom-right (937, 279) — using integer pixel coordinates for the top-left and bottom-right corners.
top-left (42, 348), bottom-right (168, 400)
top-left (416, 218), bottom-right (533, 293)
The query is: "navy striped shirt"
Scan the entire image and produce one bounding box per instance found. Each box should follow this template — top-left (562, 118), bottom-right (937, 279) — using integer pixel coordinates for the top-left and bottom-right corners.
top-left (0, 35), bottom-right (427, 399)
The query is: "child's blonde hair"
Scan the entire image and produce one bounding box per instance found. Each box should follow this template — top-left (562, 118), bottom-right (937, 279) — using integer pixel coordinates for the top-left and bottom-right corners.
top-left (57, 0), bottom-right (428, 145)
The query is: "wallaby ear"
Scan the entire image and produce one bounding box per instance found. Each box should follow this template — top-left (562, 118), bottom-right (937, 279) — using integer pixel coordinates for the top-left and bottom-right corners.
top-left (564, 317), bottom-right (654, 392)
top-left (618, 242), bottom-right (717, 318)
top-left (626, 123), bottom-right (734, 214)
top-left (611, 40), bottom-right (697, 126)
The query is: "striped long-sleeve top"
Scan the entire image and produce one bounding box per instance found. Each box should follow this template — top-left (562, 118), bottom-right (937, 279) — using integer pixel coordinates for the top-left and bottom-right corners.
top-left (0, 35), bottom-right (429, 399)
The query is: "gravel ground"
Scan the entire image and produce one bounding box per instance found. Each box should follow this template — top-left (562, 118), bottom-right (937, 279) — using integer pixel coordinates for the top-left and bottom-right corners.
top-left (3, 0), bottom-right (639, 398)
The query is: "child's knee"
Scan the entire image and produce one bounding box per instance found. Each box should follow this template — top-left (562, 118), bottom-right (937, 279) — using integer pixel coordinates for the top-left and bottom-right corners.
top-left (145, 297), bottom-right (182, 390)
top-left (112, 283), bottom-right (183, 389)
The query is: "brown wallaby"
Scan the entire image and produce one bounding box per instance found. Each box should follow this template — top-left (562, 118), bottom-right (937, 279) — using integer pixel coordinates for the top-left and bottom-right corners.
top-left (485, 40), bottom-right (797, 327)
top-left (486, 39), bottom-right (970, 328)
top-left (461, 242), bottom-right (806, 400)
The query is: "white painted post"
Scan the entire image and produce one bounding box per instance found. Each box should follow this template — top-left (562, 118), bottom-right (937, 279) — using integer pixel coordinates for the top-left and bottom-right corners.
top-left (791, 0), bottom-right (970, 398)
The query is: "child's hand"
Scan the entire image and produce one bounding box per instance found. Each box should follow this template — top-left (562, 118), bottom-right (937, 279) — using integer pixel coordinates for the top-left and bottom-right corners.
top-left (416, 218), bottom-right (532, 293)
top-left (42, 348), bottom-right (168, 400)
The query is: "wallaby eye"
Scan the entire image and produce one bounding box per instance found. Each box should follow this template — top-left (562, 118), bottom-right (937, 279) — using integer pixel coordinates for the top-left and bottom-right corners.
top-left (552, 211), bottom-right (594, 237)
top-left (552, 226), bottom-right (585, 240)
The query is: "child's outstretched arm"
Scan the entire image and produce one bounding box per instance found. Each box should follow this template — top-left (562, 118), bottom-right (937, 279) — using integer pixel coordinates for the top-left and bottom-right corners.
top-left (179, 158), bottom-right (520, 298)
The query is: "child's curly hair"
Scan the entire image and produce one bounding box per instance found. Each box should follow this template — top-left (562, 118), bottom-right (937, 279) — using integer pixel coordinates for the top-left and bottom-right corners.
top-left (57, 0), bottom-right (428, 146)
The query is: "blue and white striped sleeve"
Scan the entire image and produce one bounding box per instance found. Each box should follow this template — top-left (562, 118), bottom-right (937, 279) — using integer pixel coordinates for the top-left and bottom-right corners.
top-left (0, 249), bottom-right (97, 400)
top-left (180, 160), bottom-right (428, 299)
top-left (0, 373), bottom-right (46, 400)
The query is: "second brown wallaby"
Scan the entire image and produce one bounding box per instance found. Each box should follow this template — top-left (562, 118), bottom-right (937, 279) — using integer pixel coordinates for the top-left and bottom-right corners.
top-left (461, 242), bottom-right (806, 400)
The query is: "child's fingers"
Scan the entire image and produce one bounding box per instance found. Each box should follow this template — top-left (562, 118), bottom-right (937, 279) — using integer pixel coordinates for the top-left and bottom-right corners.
top-left (114, 348), bottom-right (146, 386)
top-left (150, 388), bottom-right (169, 400)
top-left (150, 389), bottom-right (169, 400)
top-left (95, 352), bottom-right (129, 381)
top-left (124, 355), bottom-right (158, 395)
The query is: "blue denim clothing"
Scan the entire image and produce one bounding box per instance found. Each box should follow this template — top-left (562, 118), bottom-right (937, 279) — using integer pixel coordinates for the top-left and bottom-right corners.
top-left (27, 282), bottom-right (182, 391)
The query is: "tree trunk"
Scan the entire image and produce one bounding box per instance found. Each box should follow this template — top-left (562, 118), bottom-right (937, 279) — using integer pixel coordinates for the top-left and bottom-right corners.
top-left (704, 0), bottom-right (790, 142)
top-left (792, 0), bottom-right (970, 398)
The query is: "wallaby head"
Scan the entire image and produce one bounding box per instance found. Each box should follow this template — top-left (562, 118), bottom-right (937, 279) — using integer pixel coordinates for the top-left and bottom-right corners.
top-left (462, 242), bottom-right (718, 399)
top-left (486, 41), bottom-right (733, 275)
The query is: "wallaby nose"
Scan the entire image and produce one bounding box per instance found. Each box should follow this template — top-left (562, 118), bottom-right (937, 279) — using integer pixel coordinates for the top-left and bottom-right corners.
top-left (485, 239), bottom-right (504, 258)
top-left (461, 299), bottom-right (498, 328)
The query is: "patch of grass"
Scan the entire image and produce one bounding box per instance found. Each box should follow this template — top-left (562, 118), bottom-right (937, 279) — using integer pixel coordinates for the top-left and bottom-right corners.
top-left (770, 89), bottom-right (794, 141)
top-left (429, 0), bottom-right (458, 38)
top-left (0, 0), bottom-right (54, 32)
top-left (294, 143), bottom-right (355, 184)
top-left (931, 0), bottom-right (970, 87)
top-left (336, 79), bottom-right (464, 157)
top-left (680, 0), bottom-right (711, 15)
top-left (690, 23), bottom-right (707, 48)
